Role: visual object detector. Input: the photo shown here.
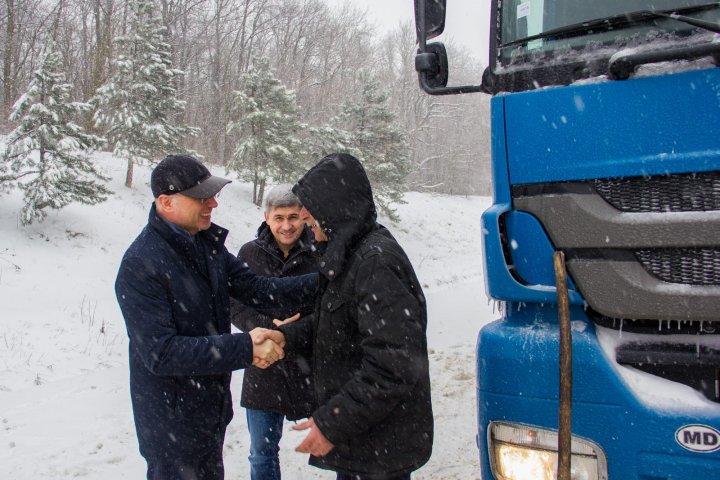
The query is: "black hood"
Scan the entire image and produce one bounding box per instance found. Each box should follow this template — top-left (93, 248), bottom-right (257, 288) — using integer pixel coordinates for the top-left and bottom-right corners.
top-left (293, 153), bottom-right (377, 279)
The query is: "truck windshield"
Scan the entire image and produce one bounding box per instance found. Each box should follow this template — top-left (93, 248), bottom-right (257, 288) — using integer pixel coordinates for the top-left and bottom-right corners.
top-left (499, 0), bottom-right (720, 65)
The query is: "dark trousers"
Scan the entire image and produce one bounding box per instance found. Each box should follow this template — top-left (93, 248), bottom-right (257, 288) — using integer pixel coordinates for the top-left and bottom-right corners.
top-left (146, 430), bottom-right (225, 480)
top-left (336, 474), bottom-right (411, 480)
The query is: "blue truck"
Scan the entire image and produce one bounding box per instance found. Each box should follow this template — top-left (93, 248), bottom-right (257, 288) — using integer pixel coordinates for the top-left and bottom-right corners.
top-left (414, 1), bottom-right (720, 478)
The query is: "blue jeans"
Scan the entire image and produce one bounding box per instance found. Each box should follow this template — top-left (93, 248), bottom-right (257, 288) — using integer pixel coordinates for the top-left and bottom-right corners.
top-left (336, 474), bottom-right (410, 480)
top-left (247, 408), bottom-right (285, 480)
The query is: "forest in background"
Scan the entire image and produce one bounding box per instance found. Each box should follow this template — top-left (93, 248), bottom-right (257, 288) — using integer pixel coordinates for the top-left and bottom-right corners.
top-left (0, 0), bottom-right (491, 210)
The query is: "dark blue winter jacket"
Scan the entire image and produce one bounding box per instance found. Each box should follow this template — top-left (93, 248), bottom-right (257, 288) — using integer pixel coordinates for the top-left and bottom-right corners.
top-left (115, 204), bottom-right (317, 461)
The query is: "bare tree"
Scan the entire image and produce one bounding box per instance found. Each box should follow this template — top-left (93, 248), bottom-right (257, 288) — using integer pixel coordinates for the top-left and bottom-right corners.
top-left (91, 0), bottom-right (115, 99)
top-left (1, 0), bottom-right (54, 124)
top-left (3, 0), bottom-right (17, 117)
top-left (377, 21), bottom-right (491, 195)
top-left (0, 0), bottom-right (490, 201)
top-left (178, 0), bottom-right (275, 165)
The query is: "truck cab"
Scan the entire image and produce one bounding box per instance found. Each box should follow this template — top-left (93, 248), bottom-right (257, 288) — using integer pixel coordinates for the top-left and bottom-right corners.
top-left (415, 1), bottom-right (720, 478)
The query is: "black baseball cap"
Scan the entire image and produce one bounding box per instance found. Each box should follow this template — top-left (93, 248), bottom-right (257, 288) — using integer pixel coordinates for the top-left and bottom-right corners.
top-left (151, 155), bottom-right (231, 198)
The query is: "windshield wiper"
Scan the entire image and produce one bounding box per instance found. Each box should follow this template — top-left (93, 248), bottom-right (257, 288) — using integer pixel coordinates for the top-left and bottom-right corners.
top-left (500, 2), bottom-right (720, 49)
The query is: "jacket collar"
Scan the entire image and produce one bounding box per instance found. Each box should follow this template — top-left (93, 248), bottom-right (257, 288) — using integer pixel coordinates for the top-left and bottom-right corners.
top-left (254, 222), bottom-right (316, 260)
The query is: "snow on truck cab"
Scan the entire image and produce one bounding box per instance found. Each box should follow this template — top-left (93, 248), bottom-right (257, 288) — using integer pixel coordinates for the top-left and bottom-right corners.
top-left (414, 1), bottom-right (720, 479)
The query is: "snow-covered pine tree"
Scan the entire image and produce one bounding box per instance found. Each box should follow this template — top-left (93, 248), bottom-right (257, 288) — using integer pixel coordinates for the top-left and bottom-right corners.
top-left (328, 70), bottom-right (411, 221)
top-left (0, 42), bottom-right (109, 225)
top-left (305, 123), bottom-right (359, 164)
top-left (94, 0), bottom-right (199, 188)
top-left (227, 57), bottom-right (305, 207)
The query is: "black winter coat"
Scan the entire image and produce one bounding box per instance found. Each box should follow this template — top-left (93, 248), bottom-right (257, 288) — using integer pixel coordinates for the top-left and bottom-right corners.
top-left (230, 222), bottom-right (317, 419)
top-left (115, 204), bottom-right (317, 462)
top-left (285, 154), bottom-right (433, 478)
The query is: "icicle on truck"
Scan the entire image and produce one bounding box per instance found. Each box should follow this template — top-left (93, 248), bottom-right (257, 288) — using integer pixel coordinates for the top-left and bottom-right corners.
top-left (413, 1), bottom-right (720, 478)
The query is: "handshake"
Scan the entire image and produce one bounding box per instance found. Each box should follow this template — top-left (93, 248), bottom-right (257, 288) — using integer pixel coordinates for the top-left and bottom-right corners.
top-left (247, 313), bottom-right (300, 369)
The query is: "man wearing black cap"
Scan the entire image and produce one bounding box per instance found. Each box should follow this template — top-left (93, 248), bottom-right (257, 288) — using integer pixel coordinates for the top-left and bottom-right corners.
top-left (115, 155), bottom-right (318, 480)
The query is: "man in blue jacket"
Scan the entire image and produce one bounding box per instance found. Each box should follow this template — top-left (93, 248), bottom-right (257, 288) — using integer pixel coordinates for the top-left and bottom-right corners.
top-left (115, 155), bottom-right (317, 480)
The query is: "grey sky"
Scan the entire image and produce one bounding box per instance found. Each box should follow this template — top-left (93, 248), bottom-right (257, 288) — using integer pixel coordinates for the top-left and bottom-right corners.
top-left (329, 0), bottom-right (491, 65)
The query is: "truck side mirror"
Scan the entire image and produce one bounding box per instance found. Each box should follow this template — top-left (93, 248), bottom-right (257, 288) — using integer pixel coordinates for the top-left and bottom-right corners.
top-left (416, 42), bottom-right (449, 89)
top-left (414, 0), bottom-right (489, 95)
top-left (415, 0), bottom-right (446, 41)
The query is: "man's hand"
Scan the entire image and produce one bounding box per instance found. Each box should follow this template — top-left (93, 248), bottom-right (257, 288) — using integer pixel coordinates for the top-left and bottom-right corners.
top-left (293, 417), bottom-right (334, 456)
top-left (272, 312), bottom-right (301, 327)
top-left (249, 328), bottom-right (285, 368)
top-left (249, 327), bottom-right (286, 348)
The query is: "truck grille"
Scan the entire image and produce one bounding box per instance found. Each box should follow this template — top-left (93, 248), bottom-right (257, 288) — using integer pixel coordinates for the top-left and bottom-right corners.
top-left (597, 172), bottom-right (720, 286)
top-left (635, 247), bottom-right (720, 286)
top-left (594, 171), bottom-right (720, 212)
top-left (513, 170), bottom-right (720, 324)
top-left (515, 171), bottom-right (720, 402)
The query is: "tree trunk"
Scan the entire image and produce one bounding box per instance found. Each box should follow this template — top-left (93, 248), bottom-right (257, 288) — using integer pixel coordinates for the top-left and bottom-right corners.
top-left (91, 0), bottom-right (113, 94)
top-left (3, 0), bottom-right (16, 117)
top-left (125, 157), bottom-right (134, 188)
top-left (252, 169), bottom-right (258, 205)
top-left (256, 177), bottom-right (266, 208)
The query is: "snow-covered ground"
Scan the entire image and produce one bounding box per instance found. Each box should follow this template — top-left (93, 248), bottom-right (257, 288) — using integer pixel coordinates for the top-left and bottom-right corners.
top-left (0, 153), bottom-right (494, 479)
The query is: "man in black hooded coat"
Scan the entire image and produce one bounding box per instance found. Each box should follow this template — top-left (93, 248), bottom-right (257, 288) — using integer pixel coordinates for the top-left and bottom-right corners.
top-left (279, 153), bottom-right (433, 480)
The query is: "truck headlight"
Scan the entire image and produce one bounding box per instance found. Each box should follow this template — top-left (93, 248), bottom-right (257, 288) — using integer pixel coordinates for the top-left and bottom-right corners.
top-left (488, 422), bottom-right (608, 480)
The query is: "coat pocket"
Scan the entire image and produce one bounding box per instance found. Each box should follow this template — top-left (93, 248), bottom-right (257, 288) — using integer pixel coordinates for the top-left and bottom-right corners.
top-left (320, 291), bottom-right (354, 336)
top-left (322, 290), bottom-right (348, 313)
top-left (318, 290), bottom-right (360, 362)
